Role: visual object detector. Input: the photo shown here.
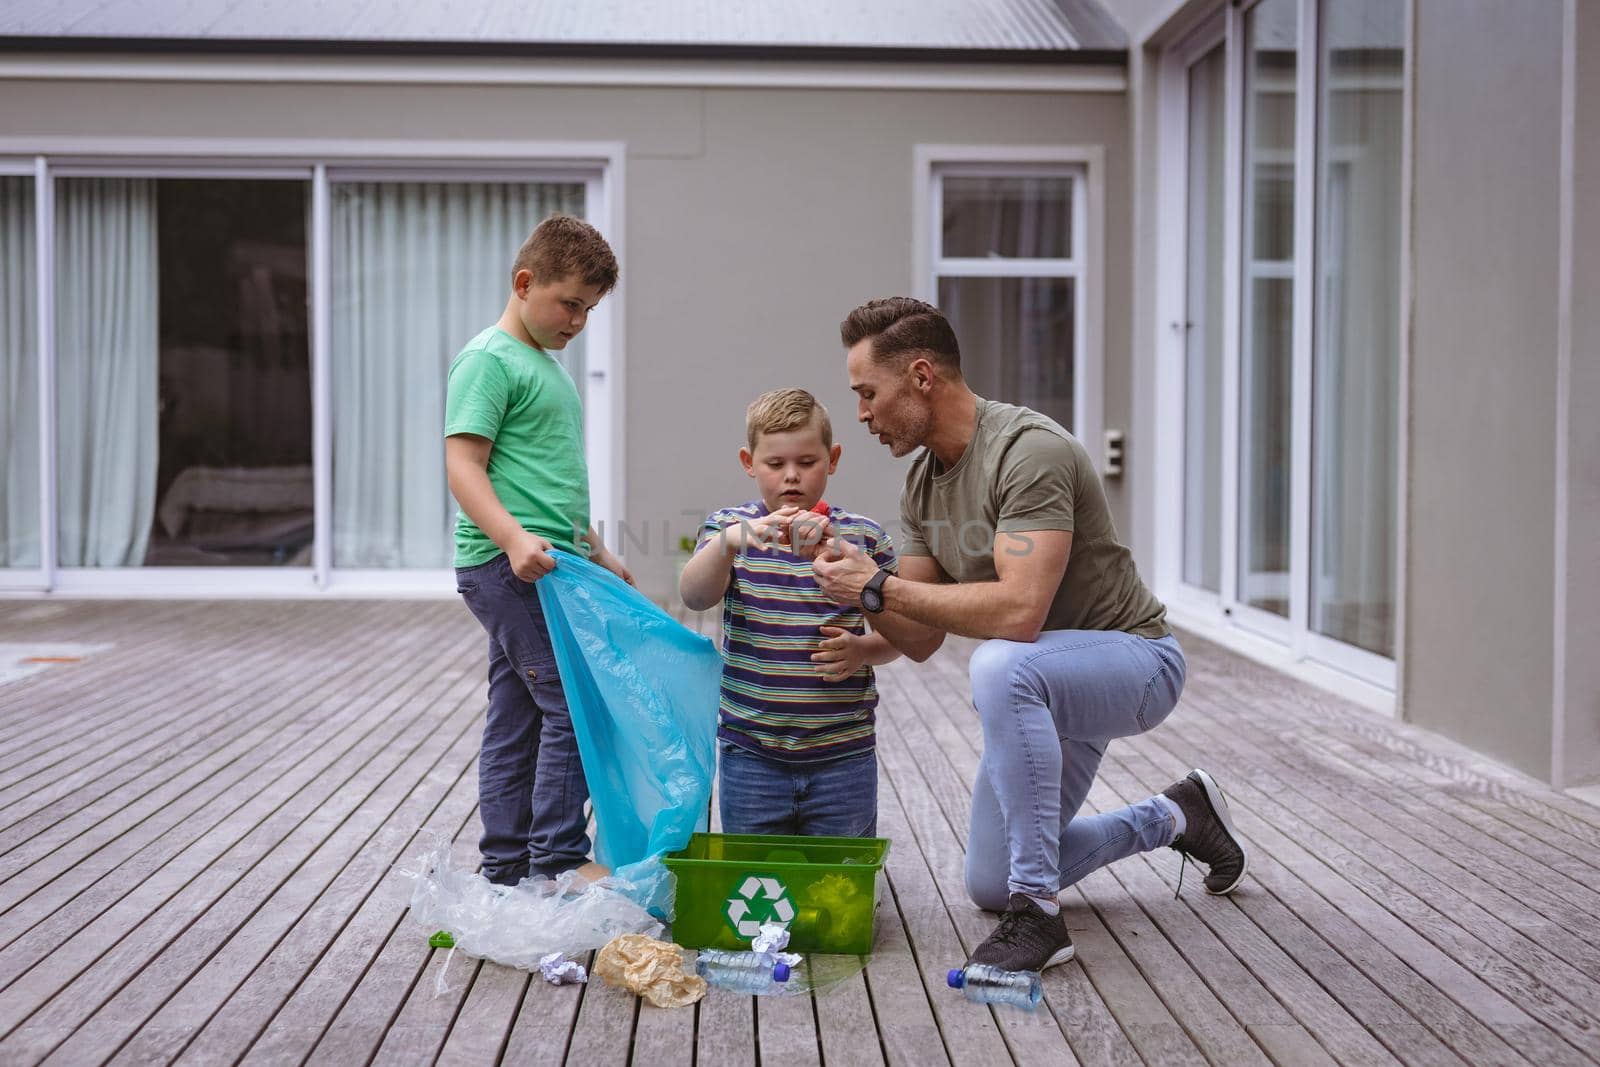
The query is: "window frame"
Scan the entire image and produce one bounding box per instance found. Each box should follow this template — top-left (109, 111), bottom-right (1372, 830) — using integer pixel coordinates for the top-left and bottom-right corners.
top-left (0, 139), bottom-right (624, 597)
top-left (1153, 0), bottom-right (1409, 700)
top-left (913, 145), bottom-right (1105, 472)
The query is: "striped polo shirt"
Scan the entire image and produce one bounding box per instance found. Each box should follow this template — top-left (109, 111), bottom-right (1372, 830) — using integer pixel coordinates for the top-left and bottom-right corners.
top-left (697, 500), bottom-right (898, 763)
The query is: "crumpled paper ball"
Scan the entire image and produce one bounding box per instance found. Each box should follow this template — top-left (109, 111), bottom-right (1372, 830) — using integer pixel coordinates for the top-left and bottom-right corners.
top-left (593, 934), bottom-right (707, 1007)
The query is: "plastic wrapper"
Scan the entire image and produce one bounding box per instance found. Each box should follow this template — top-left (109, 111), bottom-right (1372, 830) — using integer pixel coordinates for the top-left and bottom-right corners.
top-left (406, 838), bottom-right (666, 979)
top-left (537, 550), bottom-right (720, 873)
top-left (594, 934), bottom-right (707, 1007)
top-left (751, 921), bottom-right (793, 957)
top-left (539, 952), bottom-right (587, 985)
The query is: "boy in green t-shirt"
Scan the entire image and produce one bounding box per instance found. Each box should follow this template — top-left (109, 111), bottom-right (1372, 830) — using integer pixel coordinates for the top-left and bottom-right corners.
top-left (444, 214), bottom-right (630, 886)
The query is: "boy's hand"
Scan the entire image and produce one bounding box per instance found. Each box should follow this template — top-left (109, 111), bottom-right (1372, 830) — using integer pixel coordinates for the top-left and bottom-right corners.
top-left (722, 507), bottom-right (801, 554)
top-left (786, 511), bottom-right (834, 561)
top-left (812, 625), bottom-right (867, 682)
top-left (593, 546), bottom-right (637, 586)
top-left (507, 532), bottom-right (557, 582)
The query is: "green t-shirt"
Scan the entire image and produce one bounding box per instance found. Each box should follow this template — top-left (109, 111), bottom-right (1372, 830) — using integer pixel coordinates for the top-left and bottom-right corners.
top-left (445, 326), bottom-right (589, 568)
top-left (899, 397), bottom-right (1169, 639)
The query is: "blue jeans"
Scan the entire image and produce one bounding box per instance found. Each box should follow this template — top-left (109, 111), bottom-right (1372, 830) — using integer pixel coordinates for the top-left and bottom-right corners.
top-left (718, 743), bottom-right (878, 837)
top-left (964, 630), bottom-right (1187, 909)
top-left (456, 551), bottom-right (592, 885)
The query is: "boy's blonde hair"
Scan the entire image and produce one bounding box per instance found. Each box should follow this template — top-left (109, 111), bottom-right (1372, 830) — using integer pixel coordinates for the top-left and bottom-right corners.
top-left (512, 214), bottom-right (619, 295)
top-left (745, 388), bottom-right (833, 451)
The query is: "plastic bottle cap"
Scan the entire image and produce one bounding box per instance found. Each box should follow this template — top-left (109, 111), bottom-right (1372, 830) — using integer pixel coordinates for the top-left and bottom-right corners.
top-left (773, 962), bottom-right (792, 982)
top-left (946, 968), bottom-right (964, 989)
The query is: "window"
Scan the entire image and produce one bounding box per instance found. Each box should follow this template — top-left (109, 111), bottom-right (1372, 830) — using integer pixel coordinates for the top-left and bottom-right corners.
top-left (328, 178), bottom-right (585, 569)
top-left (928, 163), bottom-right (1085, 433)
top-left (53, 177), bottom-right (313, 568)
top-left (1161, 0), bottom-right (1406, 685)
top-left (0, 151), bottom-right (615, 593)
top-left (1, 174), bottom-right (40, 571)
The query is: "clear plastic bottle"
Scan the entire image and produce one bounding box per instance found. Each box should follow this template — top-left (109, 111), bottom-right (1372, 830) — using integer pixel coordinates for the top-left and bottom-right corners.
top-left (946, 964), bottom-right (1044, 1009)
top-left (695, 949), bottom-right (792, 993)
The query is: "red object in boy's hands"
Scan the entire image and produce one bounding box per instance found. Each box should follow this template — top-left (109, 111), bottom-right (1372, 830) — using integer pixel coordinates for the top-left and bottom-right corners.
top-left (810, 500), bottom-right (830, 516)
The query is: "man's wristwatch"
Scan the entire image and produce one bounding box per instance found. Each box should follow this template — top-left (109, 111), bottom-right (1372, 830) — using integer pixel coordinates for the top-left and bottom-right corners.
top-left (861, 569), bottom-right (891, 614)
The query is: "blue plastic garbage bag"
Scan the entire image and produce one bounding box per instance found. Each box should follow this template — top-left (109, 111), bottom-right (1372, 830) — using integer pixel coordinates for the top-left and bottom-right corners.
top-left (536, 550), bottom-right (720, 874)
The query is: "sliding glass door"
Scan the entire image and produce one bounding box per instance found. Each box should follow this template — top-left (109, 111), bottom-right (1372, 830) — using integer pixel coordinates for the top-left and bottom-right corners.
top-left (1163, 0), bottom-right (1406, 687)
top-left (327, 177), bottom-right (584, 569)
top-left (54, 177), bottom-right (314, 569)
top-left (1, 158), bottom-right (611, 594)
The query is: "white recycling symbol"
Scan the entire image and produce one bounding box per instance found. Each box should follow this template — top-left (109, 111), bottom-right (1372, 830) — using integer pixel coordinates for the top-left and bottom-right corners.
top-left (724, 874), bottom-right (796, 938)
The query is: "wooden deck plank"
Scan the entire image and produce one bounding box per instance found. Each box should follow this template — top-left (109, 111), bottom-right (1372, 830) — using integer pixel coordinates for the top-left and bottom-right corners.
top-left (0, 605), bottom-right (307, 811)
top-left (814, 968), bottom-right (886, 1067)
top-left (562, 959), bottom-right (639, 1066)
top-left (435, 963), bottom-right (531, 1067)
top-left (497, 955), bottom-right (586, 1066)
top-left (0, 618), bottom-right (479, 977)
top-left (1162, 695), bottom-right (1600, 1062)
top-left (871, 744), bottom-right (1012, 1066)
top-left (1175, 689), bottom-right (1600, 1009)
top-left (629, 998), bottom-right (696, 1067)
top-left (0, 606), bottom-right (373, 854)
top-left (0, 601), bottom-right (221, 753)
top-left (312, 808), bottom-right (486, 1066)
top-left (1113, 736), bottom-right (1551, 1066)
top-left (120, 690), bottom-right (485, 1063)
top-left (0, 607), bottom-right (459, 918)
top-left (1182, 690), bottom-right (1600, 939)
top-left (0, 602), bottom-right (360, 775)
top-left (228, 752), bottom-right (481, 1063)
top-left (873, 708), bottom-right (1091, 1067)
top-left (27, 641), bottom-right (486, 1063)
top-left (0, 633), bottom-right (475, 1052)
top-left (882, 658), bottom-right (1201, 1066)
top-left (0, 603), bottom-right (1596, 1066)
top-left (1086, 766), bottom-right (1462, 1067)
top-left (755, 991), bottom-right (823, 1066)
top-left (850, 872), bottom-right (950, 1067)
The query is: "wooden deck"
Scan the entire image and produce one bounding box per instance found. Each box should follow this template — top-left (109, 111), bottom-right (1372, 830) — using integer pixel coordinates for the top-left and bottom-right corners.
top-left (2, 599), bottom-right (1598, 1066)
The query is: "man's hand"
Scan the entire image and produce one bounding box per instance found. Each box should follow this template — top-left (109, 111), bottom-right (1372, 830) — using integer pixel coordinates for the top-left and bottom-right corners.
top-left (507, 531), bottom-right (557, 582)
top-left (811, 625), bottom-right (870, 682)
top-left (812, 537), bottom-right (878, 607)
top-left (592, 546), bottom-right (636, 587)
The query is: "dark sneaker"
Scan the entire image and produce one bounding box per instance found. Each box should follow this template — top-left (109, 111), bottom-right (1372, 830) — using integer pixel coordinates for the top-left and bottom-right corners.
top-left (1164, 768), bottom-right (1249, 895)
top-left (967, 893), bottom-right (1076, 972)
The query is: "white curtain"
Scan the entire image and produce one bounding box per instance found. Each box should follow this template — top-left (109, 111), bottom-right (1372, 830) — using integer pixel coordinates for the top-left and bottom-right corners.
top-left (55, 178), bottom-right (160, 568)
top-left (2, 177), bottom-right (40, 567)
top-left (330, 180), bottom-right (585, 568)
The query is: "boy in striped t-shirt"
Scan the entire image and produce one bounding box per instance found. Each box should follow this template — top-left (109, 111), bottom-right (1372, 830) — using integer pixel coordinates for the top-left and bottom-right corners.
top-left (679, 389), bottom-right (899, 837)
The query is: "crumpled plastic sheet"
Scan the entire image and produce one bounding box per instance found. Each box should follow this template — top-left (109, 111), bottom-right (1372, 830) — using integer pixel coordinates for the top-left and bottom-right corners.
top-left (594, 934), bottom-right (707, 1007)
top-left (405, 838), bottom-right (677, 993)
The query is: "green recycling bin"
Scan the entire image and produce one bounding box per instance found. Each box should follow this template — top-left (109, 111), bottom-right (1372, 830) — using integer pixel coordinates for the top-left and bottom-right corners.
top-left (663, 832), bottom-right (890, 954)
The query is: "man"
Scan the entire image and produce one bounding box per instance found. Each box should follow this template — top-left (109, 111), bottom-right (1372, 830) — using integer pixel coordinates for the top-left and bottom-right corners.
top-left (812, 297), bottom-right (1248, 974)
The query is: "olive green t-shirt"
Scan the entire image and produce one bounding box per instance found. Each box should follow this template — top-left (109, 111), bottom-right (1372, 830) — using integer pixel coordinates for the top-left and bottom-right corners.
top-left (445, 326), bottom-right (589, 568)
top-left (899, 397), bottom-right (1169, 639)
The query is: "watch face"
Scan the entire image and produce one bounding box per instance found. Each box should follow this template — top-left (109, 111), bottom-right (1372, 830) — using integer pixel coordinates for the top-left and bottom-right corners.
top-left (862, 587), bottom-right (883, 613)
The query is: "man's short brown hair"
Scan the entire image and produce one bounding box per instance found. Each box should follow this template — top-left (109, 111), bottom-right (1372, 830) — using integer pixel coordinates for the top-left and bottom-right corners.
top-left (839, 297), bottom-right (962, 371)
top-left (512, 214), bottom-right (619, 295)
top-left (745, 388), bottom-right (833, 451)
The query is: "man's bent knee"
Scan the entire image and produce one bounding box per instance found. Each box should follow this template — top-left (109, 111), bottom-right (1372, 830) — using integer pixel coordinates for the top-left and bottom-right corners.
top-left (967, 638), bottom-right (1033, 710)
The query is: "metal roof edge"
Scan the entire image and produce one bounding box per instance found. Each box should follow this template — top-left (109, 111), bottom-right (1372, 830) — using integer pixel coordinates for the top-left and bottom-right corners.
top-left (0, 35), bottom-right (1127, 67)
